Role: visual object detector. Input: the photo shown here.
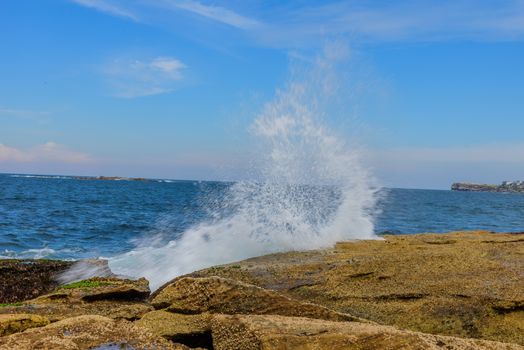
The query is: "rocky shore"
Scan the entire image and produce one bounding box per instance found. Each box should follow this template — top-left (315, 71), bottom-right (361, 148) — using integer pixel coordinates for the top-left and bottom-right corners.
top-left (0, 231), bottom-right (522, 349)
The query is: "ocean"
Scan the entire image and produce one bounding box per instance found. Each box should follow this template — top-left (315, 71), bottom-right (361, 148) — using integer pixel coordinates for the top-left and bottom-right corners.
top-left (1, 173), bottom-right (523, 262)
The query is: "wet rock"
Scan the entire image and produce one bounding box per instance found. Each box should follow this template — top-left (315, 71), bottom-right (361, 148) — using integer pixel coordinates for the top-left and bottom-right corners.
top-left (210, 314), bottom-right (523, 350)
top-left (0, 313), bottom-right (49, 336)
top-left (135, 310), bottom-right (213, 348)
top-left (0, 259), bottom-right (74, 303)
top-left (0, 314), bottom-right (185, 350)
top-left (1, 277), bottom-right (153, 321)
top-left (152, 276), bottom-right (363, 322)
top-left (34, 277), bottom-right (150, 303)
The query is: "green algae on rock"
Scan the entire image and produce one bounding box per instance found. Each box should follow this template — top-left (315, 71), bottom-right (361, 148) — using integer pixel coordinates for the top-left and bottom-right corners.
top-left (34, 277), bottom-right (150, 304)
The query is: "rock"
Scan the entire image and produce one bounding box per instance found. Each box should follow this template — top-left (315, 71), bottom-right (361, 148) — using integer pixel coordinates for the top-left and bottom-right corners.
top-left (452, 181), bottom-right (524, 193)
top-left (34, 277), bottom-right (150, 303)
top-left (190, 231), bottom-right (524, 345)
top-left (0, 314), bottom-right (49, 336)
top-left (210, 314), bottom-right (523, 350)
top-left (135, 310), bottom-right (213, 348)
top-left (0, 314), bottom-right (186, 350)
top-left (152, 276), bottom-right (363, 322)
top-left (0, 259), bottom-right (73, 303)
top-left (0, 301), bottom-right (153, 322)
top-left (0, 277), bottom-right (152, 322)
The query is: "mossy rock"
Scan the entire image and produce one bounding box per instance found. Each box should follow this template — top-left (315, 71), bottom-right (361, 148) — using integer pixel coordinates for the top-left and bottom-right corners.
top-left (58, 280), bottom-right (114, 289)
top-left (35, 277), bottom-right (150, 303)
top-left (0, 314), bottom-right (50, 336)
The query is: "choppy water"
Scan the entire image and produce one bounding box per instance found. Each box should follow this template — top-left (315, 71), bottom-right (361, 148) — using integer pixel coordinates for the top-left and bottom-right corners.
top-left (1, 173), bottom-right (523, 261)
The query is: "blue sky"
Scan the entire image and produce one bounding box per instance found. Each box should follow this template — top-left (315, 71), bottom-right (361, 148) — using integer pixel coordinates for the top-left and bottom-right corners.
top-left (0, 0), bottom-right (523, 189)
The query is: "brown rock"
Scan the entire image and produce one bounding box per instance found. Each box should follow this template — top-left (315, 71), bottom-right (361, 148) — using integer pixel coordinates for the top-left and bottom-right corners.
top-left (0, 314), bottom-right (186, 350)
top-left (0, 301), bottom-right (153, 322)
top-left (0, 314), bottom-right (49, 336)
top-left (191, 231), bottom-right (524, 345)
top-left (135, 310), bottom-right (213, 348)
top-left (34, 277), bottom-right (150, 303)
top-left (152, 276), bottom-right (363, 322)
top-left (0, 259), bottom-right (73, 303)
top-left (211, 314), bottom-right (523, 350)
top-left (0, 277), bottom-right (153, 322)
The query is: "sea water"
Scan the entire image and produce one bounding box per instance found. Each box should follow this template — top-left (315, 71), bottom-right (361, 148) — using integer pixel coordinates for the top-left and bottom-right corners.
top-left (1, 173), bottom-right (523, 259)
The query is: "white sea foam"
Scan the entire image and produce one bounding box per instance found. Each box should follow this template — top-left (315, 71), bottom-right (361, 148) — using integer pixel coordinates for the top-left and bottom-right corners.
top-left (9, 174), bottom-right (72, 180)
top-left (0, 247), bottom-right (74, 259)
top-left (108, 47), bottom-right (380, 290)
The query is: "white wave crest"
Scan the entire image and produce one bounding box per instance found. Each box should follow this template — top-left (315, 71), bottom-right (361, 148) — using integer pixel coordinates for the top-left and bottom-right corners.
top-left (108, 48), bottom-right (380, 290)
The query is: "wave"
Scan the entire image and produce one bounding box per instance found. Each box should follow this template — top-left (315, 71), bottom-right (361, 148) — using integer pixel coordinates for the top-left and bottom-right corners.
top-left (9, 174), bottom-right (72, 180)
top-left (0, 247), bottom-right (73, 259)
top-left (108, 46), bottom-right (380, 290)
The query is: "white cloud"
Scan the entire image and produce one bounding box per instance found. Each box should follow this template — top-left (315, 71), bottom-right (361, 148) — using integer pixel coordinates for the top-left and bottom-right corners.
top-left (0, 142), bottom-right (92, 163)
top-left (103, 56), bottom-right (186, 98)
top-left (149, 57), bottom-right (186, 72)
top-left (160, 0), bottom-right (261, 30)
top-left (70, 0), bottom-right (138, 21)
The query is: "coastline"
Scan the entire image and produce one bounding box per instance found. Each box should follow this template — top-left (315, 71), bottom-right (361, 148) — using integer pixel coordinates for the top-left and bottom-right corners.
top-left (452, 181), bottom-right (524, 193)
top-left (1, 230), bottom-right (523, 349)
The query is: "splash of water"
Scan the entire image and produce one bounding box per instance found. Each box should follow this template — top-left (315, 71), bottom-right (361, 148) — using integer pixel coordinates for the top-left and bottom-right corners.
top-left (108, 51), bottom-right (379, 290)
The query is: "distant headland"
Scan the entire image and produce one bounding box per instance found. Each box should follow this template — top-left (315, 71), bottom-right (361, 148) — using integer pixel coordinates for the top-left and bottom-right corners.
top-left (451, 181), bottom-right (524, 193)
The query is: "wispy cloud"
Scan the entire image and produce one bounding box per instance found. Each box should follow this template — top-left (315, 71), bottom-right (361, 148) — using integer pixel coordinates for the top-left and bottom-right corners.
top-left (70, 0), bottom-right (138, 21)
top-left (160, 0), bottom-right (261, 30)
top-left (103, 56), bottom-right (186, 98)
top-left (0, 142), bottom-right (92, 163)
top-left (254, 1), bottom-right (524, 46)
top-left (69, 0), bottom-right (524, 47)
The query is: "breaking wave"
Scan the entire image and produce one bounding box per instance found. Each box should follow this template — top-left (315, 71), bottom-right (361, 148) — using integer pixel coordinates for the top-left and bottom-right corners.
top-left (108, 47), bottom-right (380, 290)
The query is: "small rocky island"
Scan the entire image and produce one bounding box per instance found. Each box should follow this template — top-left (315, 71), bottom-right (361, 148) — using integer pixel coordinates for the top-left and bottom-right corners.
top-left (452, 180), bottom-right (524, 193)
top-left (1, 231), bottom-right (523, 349)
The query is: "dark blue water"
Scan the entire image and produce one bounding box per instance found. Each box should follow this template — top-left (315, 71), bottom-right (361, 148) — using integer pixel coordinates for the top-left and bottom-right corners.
top-left (1, 173), bottom-right (523, 259)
